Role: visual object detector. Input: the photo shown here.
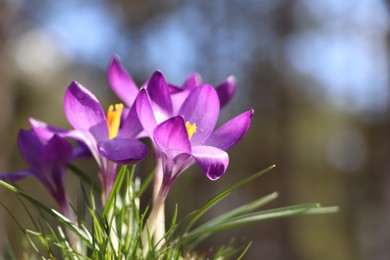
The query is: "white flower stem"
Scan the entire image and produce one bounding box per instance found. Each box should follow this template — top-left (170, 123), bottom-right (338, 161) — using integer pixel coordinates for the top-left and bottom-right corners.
top-left (152, 159), bottom-right (165, 245)
top-left (142, 182), bottom-right (168, 256)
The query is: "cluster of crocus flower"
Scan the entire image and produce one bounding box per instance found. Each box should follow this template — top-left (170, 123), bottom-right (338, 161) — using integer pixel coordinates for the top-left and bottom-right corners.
top-left (0, 55), bottom-right (253, 245)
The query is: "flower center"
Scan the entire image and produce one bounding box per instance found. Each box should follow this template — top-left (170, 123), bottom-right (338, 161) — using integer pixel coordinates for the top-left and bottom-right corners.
top-left (106, 103), bottom-right (124, 139)
top-left (185, 121), bottom-right (197, 139)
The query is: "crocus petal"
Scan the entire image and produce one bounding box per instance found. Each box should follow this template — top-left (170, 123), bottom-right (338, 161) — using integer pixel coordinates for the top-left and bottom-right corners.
top-left (107, 55), bottom-right (139, 107)
top-left (72, 141), bottom-right (92, 158)
top-left (170, 89), bottom-right (189, 114)
top-left (89, 121), bottom-right (110, 143)
top-left (168, 73), bottom-right (201, 94)
top-left (182, 72), bottom-right (202, 90)
top-left (170, 73), bottom-right (203, 114)
top-left (17, 129), bottom-right (42, 171)
top-left (41, 134), bottom-right (73, 164)
top-left (136, 89), bottom-right (158, 138)
top-left (29, 117), bottom-right (83, 141)
top-left (168, 83), bottom-right (181, 94)
top-left (153, 116), bottom-right (191, 159)
top-left (120, 107), bottom-right (130, 123)
top-left (0, 169), bottom-right (34, 181)
top-left (29, 117), bottom-right (98, 154)
top-left (146, 71), bottom-right (173, 120)
top-left (216, 75), bottom-right (236, 108)
top-left (191, 146), bottom-right (229, 180)
top-left (64, 81), bottom-right (108, 138)
top-left (29, 118), bottom-right (67, 140)
top-left (178, 84), bottom-right (220, 145)
top-left (118, 100), bottom-right (144, 138)
top-left (205, 109), bottom-right (254, 151)
top-left (98, 138), bottom-right (148, 164)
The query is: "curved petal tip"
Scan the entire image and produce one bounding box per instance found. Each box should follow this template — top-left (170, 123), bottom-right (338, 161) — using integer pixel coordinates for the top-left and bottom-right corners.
top-left (192, 146), bottom-right (229, 180)
top-left (98, 138), bottom-right (148, 164)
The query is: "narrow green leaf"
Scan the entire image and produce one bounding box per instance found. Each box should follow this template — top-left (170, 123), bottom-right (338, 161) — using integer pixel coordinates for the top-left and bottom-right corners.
top-left (182, 203), bottom-right (334, 244)
top-left (37, 218), bottom-right (52, 256)
top-left (177, 164), bottom-right (276, 236)
top-left (165, 204), bottom-right (179, 241)
top-left (206, 192), bottom-right (279, 227)
top-left (136, 165), bottom-right (156, 198)
top-left (88, 207), bottom-right (103, 245)
top-left (0, 201), bottom-right (26, 234)
top-left (17, 190), bottom-right (39, 231)
top-left (0, 180), bottom-right (92, 247)
top-left (4, 238), bottom-right (17, 260)
top-left (237, 241), bottom-right (252, 260)
top-left (102, 165), bottom-right (132, 218)
top-left (302, 206), bottom-right (339, 215)
top-left (213, 238), bottom-right (244, 259)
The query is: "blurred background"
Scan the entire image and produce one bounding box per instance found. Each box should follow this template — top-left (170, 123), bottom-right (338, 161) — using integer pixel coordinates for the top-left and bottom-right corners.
top-left (0, 0), bottom-right (389, 259)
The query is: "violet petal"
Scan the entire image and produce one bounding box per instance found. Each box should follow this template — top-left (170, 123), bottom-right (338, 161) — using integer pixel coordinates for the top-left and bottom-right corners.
top-left (29, 118), bottom-right (68, 139)
top-left (182, 72), bottom-right (202, 90)
top-left (216, 75), bottom-right (236, 108)
top-left (153, 116), bottom-right (191, 159)
top-left (29, 117), bottom-right (85, 141)
top-left (41, 134), bottom-right (73, 164)
top-left (29, 117), bottom-right (98, 154)
top-left (107, 55), bottom-right (139, 107)
top-left (118, 98), bottom-right (144, 139)
top-left (17, 129), bottom-right (43, 171)
top-left (168, 73), bottom-right (201, 94)
top-left (146, 71), bottom-right (173, 120)
top-left (170, 73), bottom-right (203, 114)
top-left (98, 138), bottom-right (148, 164)
top-left (0, 169), bottom-right (34, 182)
top-left (191, 145), bottom-right (229, 180)
top-left (178, 84), bottom-right (220, 145)
top-left (205, 109), bottom-right (254, 151)
top-left (73, 141), bottom-right (92, 158)
top-left (136, 89), bottom-right (158, 137)
top-left (64, 81), bottom-right (108, 139)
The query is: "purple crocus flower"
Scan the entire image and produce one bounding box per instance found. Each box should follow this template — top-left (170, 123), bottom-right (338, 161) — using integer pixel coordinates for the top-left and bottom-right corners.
top-left (0, 130), bottom-right (76, 219)
top-left (106, 61), bottom-right (244, 243)
top-left (107, 56), bottom-right (237, 197)
top-left (102, 71), bottom-right (253, 242)
top-left (31, 81), bottom-right (148, 203)
top-left (137, 81), bottom-right (254, 186)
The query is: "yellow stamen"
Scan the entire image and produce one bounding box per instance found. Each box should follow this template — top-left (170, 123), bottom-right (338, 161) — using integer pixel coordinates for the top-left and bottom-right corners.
top-left (185, 121), bottom-right (197, 139)
top-left (106, 103), bottom-right (124, 139)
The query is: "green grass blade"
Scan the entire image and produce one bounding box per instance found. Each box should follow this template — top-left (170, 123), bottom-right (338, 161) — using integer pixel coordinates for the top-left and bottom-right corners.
top-left (302, 206), bottom-right (339, 215)
top-left (206, 192), bottom-right (279, 227)
top-left (182, 203), bottom-right (336, 244)
top-left (183, 192), bottom-right (278, 247)
top-left (136, 166), bottom-right (156, 198)
top-left (102, 165), bottom-right (132, 218)
top-left (4, 238), bottom-right (17, 260)
top-left (0, 201), bottom-right (25, 233)
top-left (165, 204), bottom-right (179, 241)
top-left (237, 241), bottom-right (252, 260)
top-left (0, 180), bottom-right (92, 247)
top-left (176, 164), bottom-right (276, 236)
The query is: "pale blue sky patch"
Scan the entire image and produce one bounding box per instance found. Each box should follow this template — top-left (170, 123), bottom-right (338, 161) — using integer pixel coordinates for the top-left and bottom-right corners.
top-left (286, 0), bottom-right (390, 115)
top-left (143, 13), bottom-right (197, 82)
top-left (41, 1), bottom-right (123, 67)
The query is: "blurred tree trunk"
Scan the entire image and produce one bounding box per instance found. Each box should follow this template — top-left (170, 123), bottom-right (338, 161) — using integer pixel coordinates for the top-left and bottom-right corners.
top-left (358, 2), bottom-right (390, 257)
top-left (0, 1), bottom-right (19, 254)
top-left (247, 1), bottom-right (300, 259)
